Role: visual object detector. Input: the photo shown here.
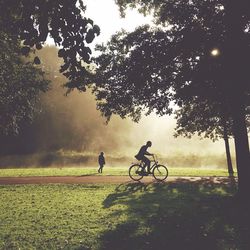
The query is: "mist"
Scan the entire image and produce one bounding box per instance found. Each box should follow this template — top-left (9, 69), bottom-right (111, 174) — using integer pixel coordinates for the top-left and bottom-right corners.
top-left (0, 46), bottom-right (235, 169)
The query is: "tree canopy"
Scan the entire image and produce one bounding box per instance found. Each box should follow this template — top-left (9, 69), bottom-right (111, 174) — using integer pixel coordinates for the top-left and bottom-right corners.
top-left (0, 0), bottom-right (100, 88)
top-left (80, 0), bottom-right (250, 120)
top-left (0, 31), bottom-right (49, 135)
top-left (0, 0), bottom-right (100, 135)
top-left (85, 0), bottom-right (250, 196)
top-left (91, 26), bottom-right (174, 121)
top-left (174, 98), bottom-right (233, 141)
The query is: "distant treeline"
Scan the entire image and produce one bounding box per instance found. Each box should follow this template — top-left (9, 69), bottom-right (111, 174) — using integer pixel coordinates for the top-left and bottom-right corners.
top-left (0, 150), bottom-right (234, 169)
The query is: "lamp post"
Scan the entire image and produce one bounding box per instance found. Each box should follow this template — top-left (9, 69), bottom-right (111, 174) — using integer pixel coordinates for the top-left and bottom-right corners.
top-left (210, 48), bottom-right (220, 57)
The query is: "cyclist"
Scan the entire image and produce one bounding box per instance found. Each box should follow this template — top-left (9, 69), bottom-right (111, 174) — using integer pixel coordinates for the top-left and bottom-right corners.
top-left (135, 141), bottom-right (154, 174)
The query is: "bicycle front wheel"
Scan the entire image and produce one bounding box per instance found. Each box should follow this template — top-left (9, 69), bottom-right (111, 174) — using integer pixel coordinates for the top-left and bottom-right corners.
top-left (153, 164), bottom-right (168, 181)
top-left (129, 164), bottom-right (143, 181)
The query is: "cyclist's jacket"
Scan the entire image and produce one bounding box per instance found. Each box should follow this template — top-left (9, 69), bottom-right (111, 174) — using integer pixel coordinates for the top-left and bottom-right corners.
top-left (135, 145), bottom-right (150, 160)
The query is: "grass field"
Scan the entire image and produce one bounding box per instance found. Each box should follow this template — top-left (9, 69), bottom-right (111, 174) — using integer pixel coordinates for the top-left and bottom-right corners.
top-left (1, 178), bottom-right (249, 250)
top-left (0, 167), bottom-right (233, 177)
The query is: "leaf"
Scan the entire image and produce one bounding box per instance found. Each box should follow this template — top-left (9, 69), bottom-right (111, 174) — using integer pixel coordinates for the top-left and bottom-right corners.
top-left (58, 49), bottom-right (65, 58)
top-left (86, 29), bottom-right (95, 44)
top-left (21, 46), bottom-right (30, 56)
top-left (34, 56), bottom-right (41, 65)
top-left (36, 43), bottom-right (42, 50)
top-left (93, 25), bottom-right (101, 36)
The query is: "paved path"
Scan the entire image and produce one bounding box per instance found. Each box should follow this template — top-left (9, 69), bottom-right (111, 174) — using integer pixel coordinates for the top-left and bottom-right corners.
top-left (0, 176), bottom-right (234, 185)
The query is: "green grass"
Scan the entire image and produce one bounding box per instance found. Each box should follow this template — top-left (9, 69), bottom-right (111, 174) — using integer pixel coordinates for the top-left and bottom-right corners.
top-left (0, 167), bottom-right (232, 177)
top-left (1, 179), bottom-right (248, 250)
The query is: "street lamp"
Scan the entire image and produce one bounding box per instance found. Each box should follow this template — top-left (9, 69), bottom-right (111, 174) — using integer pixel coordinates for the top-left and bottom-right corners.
top-left (210, 48), bottom-right (220, 57)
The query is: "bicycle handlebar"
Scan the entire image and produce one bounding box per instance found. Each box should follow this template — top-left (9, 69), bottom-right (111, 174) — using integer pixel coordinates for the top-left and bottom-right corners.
top-left (151, 154), bottom-right (158, 163)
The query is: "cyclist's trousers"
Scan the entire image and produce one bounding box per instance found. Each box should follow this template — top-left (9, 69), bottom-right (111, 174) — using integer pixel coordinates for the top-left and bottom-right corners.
top-left (141, 156), bottom-right (150, 172)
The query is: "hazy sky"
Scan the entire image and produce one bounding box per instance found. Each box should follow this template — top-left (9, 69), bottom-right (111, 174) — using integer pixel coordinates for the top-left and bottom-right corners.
top-left (84, 0), bottom-right (153, 46)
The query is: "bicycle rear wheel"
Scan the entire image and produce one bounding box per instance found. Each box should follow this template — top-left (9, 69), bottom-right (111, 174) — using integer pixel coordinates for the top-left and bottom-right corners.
top-left (129, 164), bottom-right (143, 181)
top-left (153, 164), bottom-right (168, 181)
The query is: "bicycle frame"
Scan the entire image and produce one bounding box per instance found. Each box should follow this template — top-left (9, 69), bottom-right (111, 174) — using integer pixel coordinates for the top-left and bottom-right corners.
top-left (139, 155), bottom-right (158, 172)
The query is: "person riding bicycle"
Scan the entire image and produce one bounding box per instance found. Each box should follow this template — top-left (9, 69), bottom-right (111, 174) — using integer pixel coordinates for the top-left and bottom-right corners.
top-left (135, 141), bottom-right (154, 174)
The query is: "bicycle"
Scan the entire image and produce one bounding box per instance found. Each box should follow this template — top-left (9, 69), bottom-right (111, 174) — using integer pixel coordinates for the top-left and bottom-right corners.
top-left (129, 155), bottom-right (168, 181)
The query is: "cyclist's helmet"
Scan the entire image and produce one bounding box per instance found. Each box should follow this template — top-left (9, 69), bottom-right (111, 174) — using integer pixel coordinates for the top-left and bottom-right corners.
top-left (146, 141), bottom-right (152, 147)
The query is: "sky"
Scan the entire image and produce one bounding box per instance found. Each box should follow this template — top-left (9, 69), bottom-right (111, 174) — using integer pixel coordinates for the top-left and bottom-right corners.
top-left (84, 0), bottom-right (153, 47)
top-left (45, 0), bottom-right (235, 168)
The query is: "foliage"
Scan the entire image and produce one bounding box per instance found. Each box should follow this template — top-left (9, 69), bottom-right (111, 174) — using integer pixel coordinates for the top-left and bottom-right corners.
top-left (174, 98), bottom-right (233, 141)
top-left (0, 31), bottom-right (49, 135)
top-left (0, 0), bottom-right (100, 89)
top-left (0, 0), bottom-right (100, 135)
top-left (90, 26), bottom-right (175, 121)
top-left (174, 97), bottom-right (236, 177)
top-left (89, 1), bottom-right (250, 120)
top-left (174, 97), bottom-right (250, 143)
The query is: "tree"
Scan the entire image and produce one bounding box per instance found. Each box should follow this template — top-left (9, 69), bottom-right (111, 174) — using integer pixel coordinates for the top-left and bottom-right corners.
top-left (0, 0), bottom-right (100, 134)
top-left (0, 31), bottom-right (49, 135)
top-left (0, 0), bottom-right (100, 88)
top-left (174, 98), bottom-right (234, 176)
top-left (90, 26), bottom-right (174, 121)
top-left (80, 1), bottom-right (250, 198)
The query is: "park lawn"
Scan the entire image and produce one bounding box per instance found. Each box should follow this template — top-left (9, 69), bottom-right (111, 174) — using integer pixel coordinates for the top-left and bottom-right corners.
top-left (0, 167), bottom-right (232, 177)
top-left (0, 179), bottom-right (249, 250)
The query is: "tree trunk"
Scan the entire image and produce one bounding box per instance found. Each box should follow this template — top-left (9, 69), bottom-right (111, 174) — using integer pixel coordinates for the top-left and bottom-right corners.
top-left (232, 100), bottom-right (250, 199)
top-left (223, 136), bottom-right (234, 177)
top-left (222, 116), bottom-right (234, 176)
top-left (224, 1), bottom-right (250, 201)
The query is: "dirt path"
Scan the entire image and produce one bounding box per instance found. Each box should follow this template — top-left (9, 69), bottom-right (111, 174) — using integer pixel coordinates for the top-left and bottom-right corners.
top-left (0, 176), bottom-right (233, 185)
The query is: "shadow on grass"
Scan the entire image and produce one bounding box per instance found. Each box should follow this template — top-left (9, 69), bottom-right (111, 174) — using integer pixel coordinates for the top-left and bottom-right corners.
top-left (99, 177), bottom-right (250, 250)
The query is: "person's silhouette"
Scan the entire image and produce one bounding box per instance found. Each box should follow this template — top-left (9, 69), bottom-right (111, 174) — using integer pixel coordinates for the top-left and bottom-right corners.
top-left (135, 141), bottom-right (153, 173)
top-left (98, 152), bottom-right (105, 173)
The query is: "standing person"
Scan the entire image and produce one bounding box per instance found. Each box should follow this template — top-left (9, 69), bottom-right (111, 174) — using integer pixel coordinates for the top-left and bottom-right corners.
top-left (98, 152), bottom-right (105, 173)
top-left (135, 141), bottom-right (154, 173)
